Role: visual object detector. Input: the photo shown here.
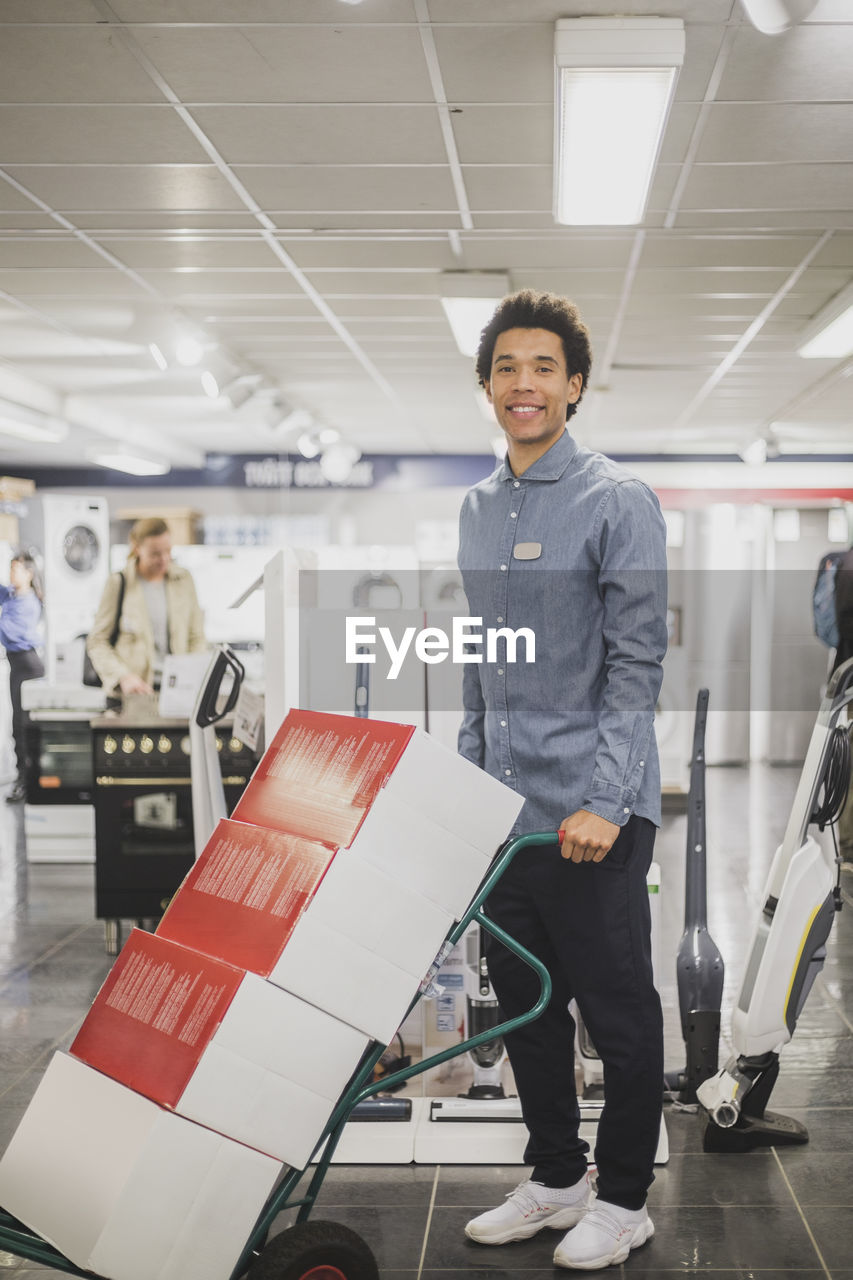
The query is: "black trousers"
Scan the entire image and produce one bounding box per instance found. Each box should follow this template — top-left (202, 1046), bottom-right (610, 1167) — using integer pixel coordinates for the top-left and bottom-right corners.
top-left (485, 815), bottom-right (663, 1211)
top-left (7, 648), bottom-right (45, 778)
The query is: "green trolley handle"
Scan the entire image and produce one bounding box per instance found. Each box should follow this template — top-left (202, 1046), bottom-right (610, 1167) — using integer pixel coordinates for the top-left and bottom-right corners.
top-left (233, 830), bottom-right (560, 1277)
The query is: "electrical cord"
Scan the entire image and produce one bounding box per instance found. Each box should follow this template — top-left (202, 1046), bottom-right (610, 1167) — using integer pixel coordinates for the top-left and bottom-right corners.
top-left (811, 724), bottom-right (851, 831)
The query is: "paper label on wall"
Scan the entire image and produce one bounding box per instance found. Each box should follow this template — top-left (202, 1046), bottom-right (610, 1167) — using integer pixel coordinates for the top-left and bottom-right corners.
top-left (70, 930), bottom-right (243, 1107)
top-left (158, 819), bottom-right (336, 974)
top-left (232, 709), bottom-right (414, 847)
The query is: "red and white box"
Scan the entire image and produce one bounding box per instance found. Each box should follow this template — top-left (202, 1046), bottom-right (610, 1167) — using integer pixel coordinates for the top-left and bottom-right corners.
top-left (70, 929), bottom-right (369, 1168)
top-left (0, 1052), bottom-right (281, 1280)
top-left (231, 709), bottom-right (524, 917)
top-left (158, 820), bottom-right (454, 1043)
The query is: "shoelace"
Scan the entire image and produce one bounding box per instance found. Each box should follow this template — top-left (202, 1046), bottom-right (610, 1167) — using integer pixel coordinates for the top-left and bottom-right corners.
top-left (506, 1181), bottom-right (564, 1217)
top-left (581, 1204), bottom-right (636, 1240)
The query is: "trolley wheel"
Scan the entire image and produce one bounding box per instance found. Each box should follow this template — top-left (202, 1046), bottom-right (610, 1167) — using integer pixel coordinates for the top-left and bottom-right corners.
top-left (248, 1221), bottom-right (378, 1280)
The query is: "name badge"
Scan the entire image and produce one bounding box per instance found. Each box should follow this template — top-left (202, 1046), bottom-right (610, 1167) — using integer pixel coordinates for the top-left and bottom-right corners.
top-left (513, 542), bottom-right (542, 561)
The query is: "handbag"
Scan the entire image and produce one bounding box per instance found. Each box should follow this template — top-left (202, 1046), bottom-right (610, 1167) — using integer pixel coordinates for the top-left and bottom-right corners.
top-left (82, 572), bottom-right (126, 687)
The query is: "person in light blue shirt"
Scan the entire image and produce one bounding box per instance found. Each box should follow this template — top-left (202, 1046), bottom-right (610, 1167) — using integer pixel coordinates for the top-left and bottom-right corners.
top-left (0, 550), bottom-right (45, 803)
top-left (460, 291), bottom-right (668, 1272)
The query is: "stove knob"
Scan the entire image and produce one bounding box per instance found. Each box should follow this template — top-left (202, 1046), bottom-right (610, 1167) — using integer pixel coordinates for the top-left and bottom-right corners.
top-left (121, 736), bottom-right (135, 754)
top-left (158, 735), bottom-right (172, 754)
top-left (139, 735), bottom-right (154, 754)
top-left (229, 737), bottom-right (243, 754)
top-left (103, 735), bottom-right (118, 755)
top-left (180, 735), bottom-right (191, 755)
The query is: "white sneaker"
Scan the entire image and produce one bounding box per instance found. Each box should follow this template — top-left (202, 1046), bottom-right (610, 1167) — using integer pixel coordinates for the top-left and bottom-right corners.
top-left (465, 1175), bottom-right (592, 1245)
top-left (553, 1200), bottom-right (654, 1270)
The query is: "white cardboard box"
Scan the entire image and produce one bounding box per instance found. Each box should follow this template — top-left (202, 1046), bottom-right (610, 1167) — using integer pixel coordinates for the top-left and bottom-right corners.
top-left (268, 853), bottom-right (454, 1043)
top-left (0, 1052), bottom-right (281, 1280)
top-left (71, 930), bottom-right (370, 1167)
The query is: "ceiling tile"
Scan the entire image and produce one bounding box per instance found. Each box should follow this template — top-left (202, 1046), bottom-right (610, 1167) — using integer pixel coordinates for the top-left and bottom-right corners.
top-left (193, 105), bottom-right (446, 165)
top-left (98, 237), bottom-right (280, 270)
top-left (132, 26), bottom-right (433, 103)
top-left (697, 104), bottom-right (853, 164)
top-left (3, 166), bottom-right (247, 212)
top-left (719, 25), bottom-right (853, 102)
top-left (433, 24), bottom-right (553, 104)
top-left (108, 0), bottom-right (418, 21)
top-left (0, 106), bottom-right (209, 165)
top-left (0, 27), bottom-right (164, 102)
top-left (680, 164), bottom-right (853, 212)
top-left (235, 165), bottom-right (458, 213)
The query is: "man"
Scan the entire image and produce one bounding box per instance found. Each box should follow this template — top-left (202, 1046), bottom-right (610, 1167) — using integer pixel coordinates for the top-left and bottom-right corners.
top-left (87, 517), bottom-right (206, 696)
top-left (458, 290), bottom-right (668, 1271)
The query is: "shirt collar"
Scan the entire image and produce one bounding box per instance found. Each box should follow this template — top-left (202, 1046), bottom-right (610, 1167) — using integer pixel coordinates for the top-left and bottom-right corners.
top-left (499, 428), bottom-right (579, 483)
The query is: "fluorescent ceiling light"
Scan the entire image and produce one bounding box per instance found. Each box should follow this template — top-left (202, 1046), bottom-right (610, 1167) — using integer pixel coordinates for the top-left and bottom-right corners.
top-left (440, 273), bottom-right (510, 358)
top-left (0, 415), bottom-right (67, 444)
top-left (798, 282), bottom-right (853, 359)
top-left (92, 453), bottom-right (171, 476)
top-left (554, 18), bottom-right (684, 226)
top-left (441, 298), bottom-right (502, 359)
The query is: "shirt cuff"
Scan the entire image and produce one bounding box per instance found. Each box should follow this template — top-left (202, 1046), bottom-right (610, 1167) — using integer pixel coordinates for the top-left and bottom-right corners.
top-left (582, 779), bottom-right (635, 827)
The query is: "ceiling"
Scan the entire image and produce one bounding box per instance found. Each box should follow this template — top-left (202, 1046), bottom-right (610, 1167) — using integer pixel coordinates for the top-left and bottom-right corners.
top-left (1, 0), bottom-right (852, 476)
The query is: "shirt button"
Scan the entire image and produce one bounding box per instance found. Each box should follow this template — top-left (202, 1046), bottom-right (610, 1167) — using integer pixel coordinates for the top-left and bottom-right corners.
top-left (497, 668), bottom-right (504, 675)
top-left (510, 512), bottom-right (517, 519)
top-left (496, 616), bottom-right (504, 623)
top-left (623, 807), bottom-right (630, 814)
top-left (505, 769), bottom-right (512, 776)
top-left (639, 760), bottom-right (645, 767)
top-left (500, 720), bottom-right (507, 727)
top-left (513, 481), bottom-right (520, 488)
top-left (500, 564), bottom-right (507, 571)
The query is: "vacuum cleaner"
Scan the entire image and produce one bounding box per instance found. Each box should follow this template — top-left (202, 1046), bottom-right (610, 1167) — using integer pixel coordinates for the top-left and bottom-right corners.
top-left (665, 688), bottom-right (725, 1104)
top-left (697, 656), bottom-right (853, 1150)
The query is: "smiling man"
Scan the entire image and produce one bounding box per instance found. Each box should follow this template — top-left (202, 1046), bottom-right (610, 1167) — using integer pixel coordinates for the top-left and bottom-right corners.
top-left (457, 290), bottom-right (668, 1271)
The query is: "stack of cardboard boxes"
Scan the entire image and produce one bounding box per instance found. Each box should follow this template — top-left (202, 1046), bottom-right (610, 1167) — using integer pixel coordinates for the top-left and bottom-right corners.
top-left (0, 710), bottom-right (523, 1280)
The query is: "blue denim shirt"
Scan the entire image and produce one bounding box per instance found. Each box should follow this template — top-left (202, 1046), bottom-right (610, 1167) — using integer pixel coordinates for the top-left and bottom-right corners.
top-left (457, 429), bottom-right (668, 834)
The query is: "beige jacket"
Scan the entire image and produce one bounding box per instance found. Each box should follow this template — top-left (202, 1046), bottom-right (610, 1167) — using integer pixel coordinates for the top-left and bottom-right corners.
top-left (86, 559), bottom-right (206, 693)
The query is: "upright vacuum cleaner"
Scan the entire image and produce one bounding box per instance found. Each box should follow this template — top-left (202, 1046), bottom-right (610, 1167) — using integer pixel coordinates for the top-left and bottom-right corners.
top-left (665, 689), bottom-right (725, 1104)
top-left (698, 656), bottom-right (853, 1150)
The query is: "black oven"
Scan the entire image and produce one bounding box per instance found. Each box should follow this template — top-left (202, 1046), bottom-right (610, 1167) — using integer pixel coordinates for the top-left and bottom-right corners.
top-left (92, 716), bottom-right (253, 926)
top-left (25, 715), bottom-right (95, 804)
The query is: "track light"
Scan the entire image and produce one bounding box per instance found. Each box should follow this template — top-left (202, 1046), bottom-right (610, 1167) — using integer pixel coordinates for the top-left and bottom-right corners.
top-left (554, 18), bottom-right (684, 225)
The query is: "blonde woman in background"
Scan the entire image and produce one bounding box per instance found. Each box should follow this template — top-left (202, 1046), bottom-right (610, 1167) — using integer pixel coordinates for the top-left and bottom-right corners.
top-left (86, 517), bottom-right (206, 697)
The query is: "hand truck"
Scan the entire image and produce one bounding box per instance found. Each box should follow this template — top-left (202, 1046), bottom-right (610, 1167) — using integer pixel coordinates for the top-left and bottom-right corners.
top-left (0, 830), bottom-right (560, 1280)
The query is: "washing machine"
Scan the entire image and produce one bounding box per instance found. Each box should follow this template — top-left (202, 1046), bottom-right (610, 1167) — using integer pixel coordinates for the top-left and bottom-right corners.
top-left (21, 495), bottom-right (110, 682)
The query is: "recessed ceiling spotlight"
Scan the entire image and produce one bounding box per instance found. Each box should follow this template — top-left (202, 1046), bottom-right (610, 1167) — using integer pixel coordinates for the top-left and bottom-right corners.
top-left (175, 336), bottom-right (204, 366)
top-left (296, 433), bottom-right (321, 459)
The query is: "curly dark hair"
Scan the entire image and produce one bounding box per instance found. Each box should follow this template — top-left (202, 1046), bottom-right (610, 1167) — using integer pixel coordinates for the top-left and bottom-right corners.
top-left (475, 289), bottom-right (593, 421)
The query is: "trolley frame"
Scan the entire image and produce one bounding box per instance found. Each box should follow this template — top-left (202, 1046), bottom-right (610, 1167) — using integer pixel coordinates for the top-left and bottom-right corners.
top-left (0, 830), bottom-right (559, 1280)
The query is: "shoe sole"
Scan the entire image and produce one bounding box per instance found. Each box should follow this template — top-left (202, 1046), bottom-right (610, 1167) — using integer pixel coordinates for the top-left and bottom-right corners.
top-left (465, 1205), bottom-right (588, 1246)
top-left (553, 1216), bottom-right (654, 1269)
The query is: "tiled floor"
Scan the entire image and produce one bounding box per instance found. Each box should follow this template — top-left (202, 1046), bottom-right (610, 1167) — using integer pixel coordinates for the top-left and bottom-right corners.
top-left (0, 761), bottom-right (851, 1278)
